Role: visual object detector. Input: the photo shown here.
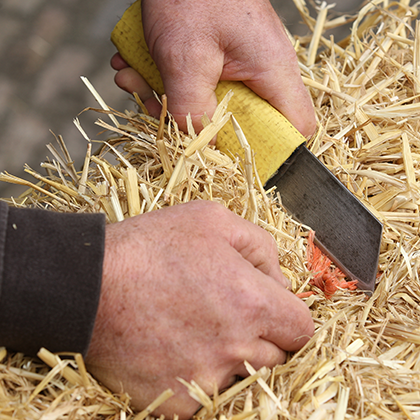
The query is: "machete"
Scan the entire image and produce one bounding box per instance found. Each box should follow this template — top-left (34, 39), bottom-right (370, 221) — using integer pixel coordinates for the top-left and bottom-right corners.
top-left (111, 0), bottom-right (383, 292)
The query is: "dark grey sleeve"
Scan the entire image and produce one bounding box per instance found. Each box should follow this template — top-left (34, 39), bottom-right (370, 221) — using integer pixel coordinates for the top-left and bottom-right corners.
top-left (0, 201), bottom-right (105, 357)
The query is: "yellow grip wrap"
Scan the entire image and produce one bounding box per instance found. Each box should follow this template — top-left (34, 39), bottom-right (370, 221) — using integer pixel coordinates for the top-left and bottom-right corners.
top-left (111, 0), bottom-right (306, 184)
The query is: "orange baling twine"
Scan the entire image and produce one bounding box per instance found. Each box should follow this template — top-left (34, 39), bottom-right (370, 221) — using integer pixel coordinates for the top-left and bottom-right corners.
top-left (297, 231), bottom-right (358, 299)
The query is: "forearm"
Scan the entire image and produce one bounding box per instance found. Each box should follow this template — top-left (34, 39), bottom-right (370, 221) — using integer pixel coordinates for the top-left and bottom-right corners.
top-left (0, 201), bottom-right (105, 356)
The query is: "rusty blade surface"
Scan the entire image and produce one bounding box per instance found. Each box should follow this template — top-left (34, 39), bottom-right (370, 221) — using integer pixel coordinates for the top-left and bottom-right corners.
top-left (265, 146), bottom-right (382, 292)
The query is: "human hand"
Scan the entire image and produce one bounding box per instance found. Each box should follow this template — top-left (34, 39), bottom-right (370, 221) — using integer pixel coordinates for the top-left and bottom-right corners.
top-left (112, 0), bottom-right (315, 136)
top-left (85, 201), bottom-right (314, 419)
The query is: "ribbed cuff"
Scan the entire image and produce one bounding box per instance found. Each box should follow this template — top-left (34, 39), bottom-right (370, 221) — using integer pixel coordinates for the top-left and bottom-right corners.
top-left (0, 202), bottom-right (8, 299)
top-left (0, 204), bottom-right (105, 357)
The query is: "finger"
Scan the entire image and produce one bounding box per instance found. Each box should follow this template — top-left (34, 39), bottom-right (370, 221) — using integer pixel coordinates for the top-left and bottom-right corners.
top-left (259, 283), bottom-right (314, 352)
top-left (233, 340), bottom-right (287, 377)
top-left (114, 67), bottom-right (162, 119)
top-left (162, 72), bottom-right (219, 134)
top-left (152, 44), bottom-right (223, 134)
top-left (111, 52), bottom-right (128, 71)
top-left (227, 214), bottom-right (290, 289)
top-left (152, 386), bottom-right (201, 420)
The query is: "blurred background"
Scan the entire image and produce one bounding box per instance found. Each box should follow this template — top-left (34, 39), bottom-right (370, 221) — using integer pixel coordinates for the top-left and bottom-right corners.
top-left (0, 0), bottom-right (361, 197)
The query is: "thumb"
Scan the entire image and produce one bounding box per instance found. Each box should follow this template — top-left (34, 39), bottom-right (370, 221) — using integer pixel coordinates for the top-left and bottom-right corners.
top-left (243, 48), bottom-right (316, 138)
top-left (245, 72), bottom-right (316, 138)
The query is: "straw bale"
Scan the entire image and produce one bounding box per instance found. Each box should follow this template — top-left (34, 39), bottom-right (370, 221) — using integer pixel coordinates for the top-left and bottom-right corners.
top-left (1, 0), bottom-right (420, 418)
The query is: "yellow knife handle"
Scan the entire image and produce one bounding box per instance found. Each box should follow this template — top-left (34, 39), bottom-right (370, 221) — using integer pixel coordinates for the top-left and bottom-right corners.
top-left (111, 0), bottom-right (306, 184)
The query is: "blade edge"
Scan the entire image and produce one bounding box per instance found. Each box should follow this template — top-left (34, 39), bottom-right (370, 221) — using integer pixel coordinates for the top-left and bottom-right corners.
top-left (265, 146), bottom-right (382, 292)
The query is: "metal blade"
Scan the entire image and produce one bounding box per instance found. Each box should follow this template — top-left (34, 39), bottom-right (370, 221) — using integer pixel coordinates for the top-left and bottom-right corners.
top-left (265, 146), bottom-right (382, 292)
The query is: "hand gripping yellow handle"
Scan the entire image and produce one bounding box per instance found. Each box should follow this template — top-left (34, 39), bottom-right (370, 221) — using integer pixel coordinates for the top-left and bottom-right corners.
top-left (111, 0), bottom-right (306, 184)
